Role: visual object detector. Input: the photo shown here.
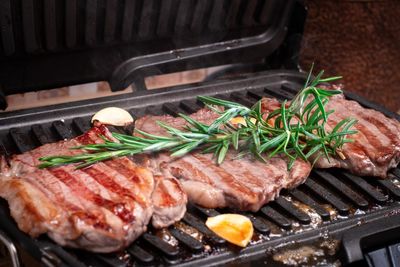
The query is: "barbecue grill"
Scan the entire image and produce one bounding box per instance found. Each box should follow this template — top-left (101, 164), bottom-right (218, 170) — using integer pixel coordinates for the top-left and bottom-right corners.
top-left (1, 1), bottom-right (400, 266)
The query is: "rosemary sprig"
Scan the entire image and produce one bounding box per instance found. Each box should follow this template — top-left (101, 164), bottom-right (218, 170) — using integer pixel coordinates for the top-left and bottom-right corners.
top-left (38, 68), bottom-right (358, 169)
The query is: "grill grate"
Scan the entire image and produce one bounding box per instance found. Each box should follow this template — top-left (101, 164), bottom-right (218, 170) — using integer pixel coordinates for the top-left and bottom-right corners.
top-left (0, 71), bottom-right (400, 266)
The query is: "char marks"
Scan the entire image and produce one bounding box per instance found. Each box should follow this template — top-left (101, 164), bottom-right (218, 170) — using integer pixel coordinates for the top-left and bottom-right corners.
top-left (323, 95), bottom-right (400, 177)
top-left (135, 109), bottom-right (312, 212)
top-left (0, 126), bottom-right (156, 252)
top-left (260, 92), bottom-right (400, 178)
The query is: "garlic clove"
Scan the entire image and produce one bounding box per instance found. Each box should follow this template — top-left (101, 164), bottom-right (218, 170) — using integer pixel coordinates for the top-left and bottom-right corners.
top-left (91, 107), bottom-right (134, 126)
top-left (206, 214), bottom-right (254, 247)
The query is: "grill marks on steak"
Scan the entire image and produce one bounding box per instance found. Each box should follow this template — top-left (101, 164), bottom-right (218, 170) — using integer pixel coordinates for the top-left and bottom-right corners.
top-left (0, 165), bottom-right (140, 251)
top-left (135, 108), bottom-right (220, 136)
top-left (151, 175), bottom-right (187, 228)
top-left (321, 94), bottom-right (400, 177)
top-left (135, 109), bottom-right (312, 212)
top-left (162, 152), bottom-right (310, 211)
top-left (261, 92), bottom-right (400, 178)
top-left (0, 125), bottom-right (187, 252)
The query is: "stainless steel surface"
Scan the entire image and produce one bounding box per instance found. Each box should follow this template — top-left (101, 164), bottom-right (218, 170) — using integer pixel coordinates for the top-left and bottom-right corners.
top-left (0, 230), bottom-right (20, 267)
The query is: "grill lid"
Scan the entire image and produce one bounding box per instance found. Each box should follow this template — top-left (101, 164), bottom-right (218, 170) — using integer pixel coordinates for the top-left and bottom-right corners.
top-left (0, 0), bottom-right (306, 109)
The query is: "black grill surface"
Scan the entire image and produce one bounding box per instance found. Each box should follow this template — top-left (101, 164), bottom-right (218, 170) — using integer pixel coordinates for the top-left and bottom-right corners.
top-left (0, 70), bottom-right (400, 266)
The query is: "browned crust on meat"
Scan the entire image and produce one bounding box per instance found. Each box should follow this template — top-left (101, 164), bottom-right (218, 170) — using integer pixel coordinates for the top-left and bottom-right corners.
top-left (134, 107), bottom-right (312, 212)
top-left (261, 93), bottom-right (400, 178)
top-left (0, 178), bottom-right (64, 237)
top-left (151, 176), bottom-right (187, 228)
top-left (0, 126), bottom-right (160, 252)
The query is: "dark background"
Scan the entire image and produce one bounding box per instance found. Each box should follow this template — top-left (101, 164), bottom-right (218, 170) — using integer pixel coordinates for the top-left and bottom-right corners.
top-left (300, 0), bottom-right (400, 112)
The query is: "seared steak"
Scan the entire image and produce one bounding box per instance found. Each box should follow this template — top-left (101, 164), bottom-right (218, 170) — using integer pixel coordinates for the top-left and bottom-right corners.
top-left (135, 109), bottom-right (312, 212)
top-left (128, 153), bottom-right (188, 229)
top-left (135, 108), bottom-right (220, 136)
top-left (151, 175), bottom-right (187, 228)
top-left (0, 125), bottom-right (186, 252)
top-left (157, 152), bottom-right (310, 212)
top-left (261, 91), bottom-right (400, 178)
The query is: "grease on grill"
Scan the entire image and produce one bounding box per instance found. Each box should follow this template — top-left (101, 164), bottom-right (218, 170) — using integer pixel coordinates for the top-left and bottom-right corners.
top-left (155, 228), bottom-right (179, 247)
top-left (321, 204), bottom-right (338, 219)
top-left (250, 230), bottom-right (269, 245)
top-left (270, 239), bottom-right (340, 266)
top-left (282, 196), bottom-right (323, 230)
top-left (392, 178), bottom-right (400, 188)
top-left (174, 221), bottom-right (205, 244)
top-left (353, 209), bottom-right (366, 216)
top-left (264, 220), bottom-right (283, 237)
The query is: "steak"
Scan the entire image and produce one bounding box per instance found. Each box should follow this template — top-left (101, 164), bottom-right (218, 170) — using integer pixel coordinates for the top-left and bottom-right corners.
top-left (151, 175), bottom-right (187, 228)
top-left (0, 125), bottom-right (187, 252)
top-left (261, 89), bottom-right (400, 178)
top-left (135, 109), bottom-right (312, 212)
top-left (135, 108), bottom-right (220, 136)
top-left (158, 152), bottom-right (310, 212)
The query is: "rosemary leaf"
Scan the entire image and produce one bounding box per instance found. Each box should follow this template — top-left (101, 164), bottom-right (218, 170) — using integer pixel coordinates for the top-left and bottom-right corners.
top-left (217, 141), bottom-right (229, 164)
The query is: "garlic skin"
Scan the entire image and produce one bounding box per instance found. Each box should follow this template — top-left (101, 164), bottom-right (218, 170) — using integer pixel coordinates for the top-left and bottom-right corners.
top-left (91, 107), bottom-right (134, 126)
